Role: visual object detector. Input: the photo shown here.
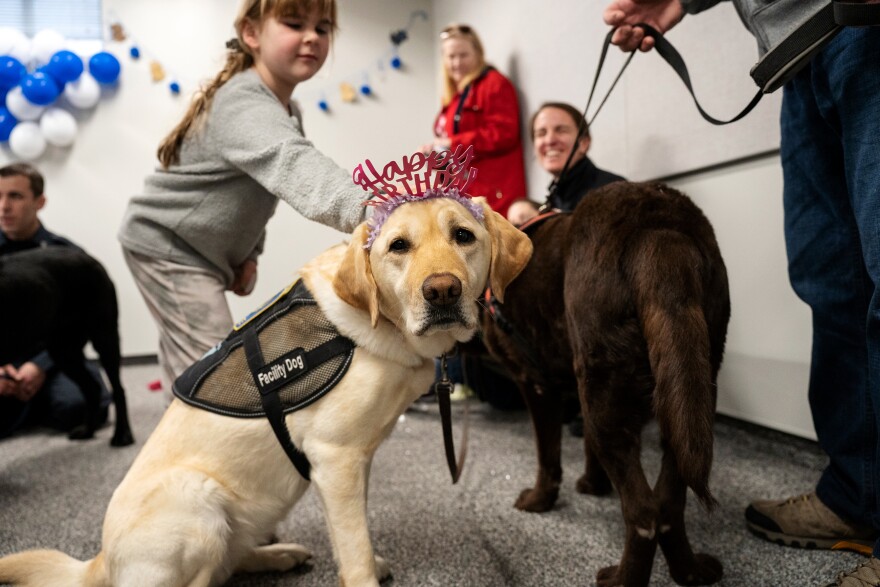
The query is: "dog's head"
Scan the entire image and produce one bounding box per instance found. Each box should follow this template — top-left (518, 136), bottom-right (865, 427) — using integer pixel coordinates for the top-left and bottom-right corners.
top-left (333, 197), bottom-right (532, 351)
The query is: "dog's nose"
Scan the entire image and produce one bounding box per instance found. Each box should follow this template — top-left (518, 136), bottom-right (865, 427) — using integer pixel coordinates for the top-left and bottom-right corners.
top-left (422, 273), bottom-right (462, 307)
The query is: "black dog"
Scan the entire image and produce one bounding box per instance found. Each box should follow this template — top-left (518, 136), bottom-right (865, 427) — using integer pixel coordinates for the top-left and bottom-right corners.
top-left (0, 247), bottom-right (134, 447)
top-left (481, 182), bottom-right (729, 586)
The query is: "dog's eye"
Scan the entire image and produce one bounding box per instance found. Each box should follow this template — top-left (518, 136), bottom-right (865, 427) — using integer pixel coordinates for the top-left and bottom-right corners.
top-left (454, 228), bottom-right (475, 244)
top-left (389, 238), bottom-right (410, 253)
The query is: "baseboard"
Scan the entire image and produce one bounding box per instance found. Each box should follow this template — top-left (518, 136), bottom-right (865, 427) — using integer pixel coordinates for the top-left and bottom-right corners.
top-left (716, 352), bottom-right (815, 440)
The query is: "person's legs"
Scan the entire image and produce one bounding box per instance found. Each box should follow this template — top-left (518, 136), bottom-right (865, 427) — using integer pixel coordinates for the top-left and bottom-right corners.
top-left (814, 28), bottom-right (880, 540)
top-left (30, 367), bottom-right (109, 432)
top-left (749, 28), bottom-right (880, 553)
top-left (123, 249), bottom-right (233, 397)
top-left (0, 397), bottom-right (31, 439)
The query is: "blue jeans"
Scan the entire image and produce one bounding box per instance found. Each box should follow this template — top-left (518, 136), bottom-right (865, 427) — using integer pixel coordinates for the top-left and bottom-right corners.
top-left (780, 27), bottom-right (880, 554)
top-left (0, 363), bottom-right (110, 439)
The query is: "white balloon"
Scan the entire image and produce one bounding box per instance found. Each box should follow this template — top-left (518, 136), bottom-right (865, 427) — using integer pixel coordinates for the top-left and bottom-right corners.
top-left (63, 73), bottom-right (100, 109)
top-left (5, 86), bottom-right (46, 121)
top-left (9, 40), bottom-right (32, 66)
top-left (39, 107), bottom-right (77, 147)
top-left (0, 27), bottom-right (27, 57)
top-left (8, 121), bottom-right (46, 160)
top-left (31, 29), bottom-right (66, 65)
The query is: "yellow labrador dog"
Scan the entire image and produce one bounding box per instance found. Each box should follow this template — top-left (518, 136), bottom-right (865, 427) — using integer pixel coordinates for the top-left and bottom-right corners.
top-left (0, 197), bottom-right (532, 587)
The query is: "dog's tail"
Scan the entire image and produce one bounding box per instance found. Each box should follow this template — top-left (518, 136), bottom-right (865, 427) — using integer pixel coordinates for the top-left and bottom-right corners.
top-left (633, 231), bottom-right (720, 510)
top-left (0, 549), bottom-right (108, 587)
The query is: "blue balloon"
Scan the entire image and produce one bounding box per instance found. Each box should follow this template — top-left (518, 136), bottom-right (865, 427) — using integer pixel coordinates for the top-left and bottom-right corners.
top-left (318, 100), bottom-right (329, 112)
top-left (46, 50), bottom-right (84, 83)
top-left (0, 56), bottom-right (25, 90)
top-left (88, 52), bottom-right (121, 84)
top-left (169, 81), bottom-right (180, 94)
top-left (21, 72), bottom-right (60, 106)
top-left (390, 56), bottom-right (402, 70)
top-left (360, 84), bottom-right (372, 96)
top-left (0, 107), bottom-right (17, 142)
top-left (130, 46), bottom-right (141, 59)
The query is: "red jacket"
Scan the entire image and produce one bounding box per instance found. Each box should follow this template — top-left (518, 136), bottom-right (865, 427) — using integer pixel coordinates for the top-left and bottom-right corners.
top-left (433, 68), bottom-right (527, 217)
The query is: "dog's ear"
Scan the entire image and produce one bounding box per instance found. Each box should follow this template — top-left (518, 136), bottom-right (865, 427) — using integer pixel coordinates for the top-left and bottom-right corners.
top-left (333, 224), bottom-right (380, 328)
top-left (481, 203), bottom-right (533, 303)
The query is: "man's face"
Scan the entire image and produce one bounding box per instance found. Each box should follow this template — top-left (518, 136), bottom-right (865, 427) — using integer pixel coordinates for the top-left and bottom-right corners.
top-left (532, 107), bottom-right (591, 178)
top-left (0, 174), bottom-right (44, 240)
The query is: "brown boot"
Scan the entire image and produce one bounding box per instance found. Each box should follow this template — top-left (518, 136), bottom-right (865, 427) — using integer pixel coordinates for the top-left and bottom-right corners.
top-left (746, 492), bottom-right (876, 552)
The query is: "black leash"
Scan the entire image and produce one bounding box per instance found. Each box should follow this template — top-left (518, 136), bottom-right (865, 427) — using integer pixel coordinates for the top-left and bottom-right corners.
top-left (435, 352), bottom-right (469, 484)
top-left (639, 24), bottom-right (764, 125)
top-left (543, 29), bottom-right (635, 212)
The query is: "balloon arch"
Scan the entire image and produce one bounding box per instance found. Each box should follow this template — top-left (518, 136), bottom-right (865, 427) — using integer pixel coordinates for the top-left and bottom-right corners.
top-left (0, 27), bottom-right (121, 160)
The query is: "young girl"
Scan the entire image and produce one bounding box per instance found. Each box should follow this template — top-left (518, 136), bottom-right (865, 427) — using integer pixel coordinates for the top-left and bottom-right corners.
top-left (118, 0), bottom-right (366, 392)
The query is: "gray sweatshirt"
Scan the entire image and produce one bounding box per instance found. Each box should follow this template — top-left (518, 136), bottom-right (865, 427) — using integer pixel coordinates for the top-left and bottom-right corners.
top-left (680, 0), bottom-right (827, 55)
top-left (118, 68), bottom-right (366, 285)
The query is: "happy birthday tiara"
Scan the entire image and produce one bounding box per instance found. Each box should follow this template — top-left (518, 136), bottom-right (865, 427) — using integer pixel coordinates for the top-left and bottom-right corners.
top-left (352, 145), bottom-right (483, 249)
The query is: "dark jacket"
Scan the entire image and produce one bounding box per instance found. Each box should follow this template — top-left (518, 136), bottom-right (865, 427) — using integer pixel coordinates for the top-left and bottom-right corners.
top-left (0, 224), bottom-right (80, 256)
top-left (549, 157), bottom-right (625, 212)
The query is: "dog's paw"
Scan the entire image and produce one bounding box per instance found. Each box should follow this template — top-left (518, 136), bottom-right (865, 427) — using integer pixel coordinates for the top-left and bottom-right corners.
top-left (576, 471), bottom-right (612, 496)
top-left (68, 424), bottom-right (95, 441)
top-left (668, 553), bottom-right (723, 586)
top-left (514, 486), bottom-right (558, 512)
top-left (110, 427), bottom-right (135, 447)
top-left (375, 555), bottom-right (392, 582)
top-left (262, 543), bottom-right (313, 571)
top-left (596, 565), bottom-right (624, 587)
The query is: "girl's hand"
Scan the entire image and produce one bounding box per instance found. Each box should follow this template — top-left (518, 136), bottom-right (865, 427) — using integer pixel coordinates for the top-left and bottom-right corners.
top-left (231, 259), bottom-right (258, 296)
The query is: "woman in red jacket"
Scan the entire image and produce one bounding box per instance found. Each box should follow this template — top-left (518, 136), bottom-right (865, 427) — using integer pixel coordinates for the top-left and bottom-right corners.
top-left (422, 24), bottom-right (527, 218)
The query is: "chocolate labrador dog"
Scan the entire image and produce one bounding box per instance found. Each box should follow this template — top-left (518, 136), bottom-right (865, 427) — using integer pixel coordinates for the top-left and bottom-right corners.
top-left (481, 181), bottom-right (729, 587)
top-left (0, 247), bottom-right (134, 447)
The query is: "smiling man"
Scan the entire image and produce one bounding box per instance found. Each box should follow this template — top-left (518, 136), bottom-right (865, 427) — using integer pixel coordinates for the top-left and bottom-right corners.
top-left (506, 102), bottom-right (626, 225)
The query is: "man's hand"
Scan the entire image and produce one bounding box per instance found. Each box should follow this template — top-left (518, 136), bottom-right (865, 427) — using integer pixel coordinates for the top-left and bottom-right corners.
top-left (0, 365), bottom-right (20, 398)
top-left (603, 0), bottom-right (685, 52)
top-left (231, 259), bottom-right (258, 296)
top-left (2, 363), bottom-right (43, 402)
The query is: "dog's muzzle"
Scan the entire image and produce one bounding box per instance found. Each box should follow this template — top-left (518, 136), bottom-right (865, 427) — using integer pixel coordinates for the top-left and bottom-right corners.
top-left (416, 273), bottom-right (470, 335)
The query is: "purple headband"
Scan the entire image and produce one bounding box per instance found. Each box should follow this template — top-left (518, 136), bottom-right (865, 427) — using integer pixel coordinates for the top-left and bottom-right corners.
top-left (351, 145), bottom-right (483, 250)
top-left (363, 188), bottom-right (484, 250)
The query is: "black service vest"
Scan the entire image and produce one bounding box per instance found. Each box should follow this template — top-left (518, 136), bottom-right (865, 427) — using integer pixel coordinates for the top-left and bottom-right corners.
top-left (173, 279), bottom-right (355, 480)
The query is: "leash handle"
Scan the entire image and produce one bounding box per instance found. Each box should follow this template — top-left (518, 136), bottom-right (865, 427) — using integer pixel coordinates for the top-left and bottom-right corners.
top-left (435, 353), bottom-right (469, 484)
top-left (635, 23), bottom-right (764, 125)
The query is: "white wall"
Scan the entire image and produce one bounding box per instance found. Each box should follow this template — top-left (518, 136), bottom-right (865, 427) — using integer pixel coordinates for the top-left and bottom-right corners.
top-left (431, 0), bottom-right (815, 438)
top-left (1, 0), bottom-right (437, 357)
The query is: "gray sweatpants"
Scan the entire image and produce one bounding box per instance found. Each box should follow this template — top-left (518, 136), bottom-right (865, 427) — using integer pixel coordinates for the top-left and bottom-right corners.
top-left (122, 248), bottom-right (233, 399)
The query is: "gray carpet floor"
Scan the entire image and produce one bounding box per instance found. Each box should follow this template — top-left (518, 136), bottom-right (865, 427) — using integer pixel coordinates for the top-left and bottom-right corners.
top-left (0, 363), bottom-right (866, 586)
